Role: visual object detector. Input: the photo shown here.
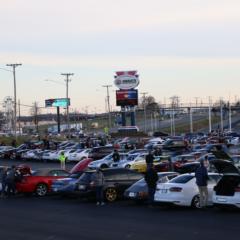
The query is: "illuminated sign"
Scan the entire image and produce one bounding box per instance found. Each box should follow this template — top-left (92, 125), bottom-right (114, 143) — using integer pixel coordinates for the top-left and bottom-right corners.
top-left (116, 90), bottom-right (138, 106)
top-left (45, 98), bottom-right (70, 108)
top-left (114, 71), bottom-right (139, 90)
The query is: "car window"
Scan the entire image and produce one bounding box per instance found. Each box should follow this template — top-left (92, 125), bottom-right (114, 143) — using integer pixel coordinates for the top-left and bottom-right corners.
top-left (169, 175), bottom-right (194, 184)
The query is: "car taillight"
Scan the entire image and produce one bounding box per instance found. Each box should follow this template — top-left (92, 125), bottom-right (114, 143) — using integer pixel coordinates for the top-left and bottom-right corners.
top-left (235, 187), bottom-right (240, 192)
top-left (169, 187), bottom-right (182, 192)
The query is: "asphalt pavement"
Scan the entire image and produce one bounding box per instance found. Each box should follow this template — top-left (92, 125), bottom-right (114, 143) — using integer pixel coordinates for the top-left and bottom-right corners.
top-left (0, 159), bottom-right (239, 240)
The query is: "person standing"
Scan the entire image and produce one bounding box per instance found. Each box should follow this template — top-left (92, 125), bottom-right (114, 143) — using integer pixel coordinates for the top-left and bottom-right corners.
top-left (195, 159), bottom-right (209, 208)
top-left (0, 167), bottom-right (8, 198)
top-left (5, 166), bottom-right (16, 197)
top-left (112, 149), bottom-right (120, 163)
top-left (146, 151), bottom-right (154, 168)
top-left (59, 152), bottom-right (66, 170)
top-left (154, 147), bottom-right (162, 157)
top-left (91, 168), bottom-right (105, 206)
top-left (145, 164), bottom-right (159, 207)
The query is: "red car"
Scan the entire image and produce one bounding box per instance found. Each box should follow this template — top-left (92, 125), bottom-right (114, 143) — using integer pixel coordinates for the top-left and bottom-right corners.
top-left (16, 169), bottom-right (69, 196)
top-left (16, 159), bottom-right (93, 197)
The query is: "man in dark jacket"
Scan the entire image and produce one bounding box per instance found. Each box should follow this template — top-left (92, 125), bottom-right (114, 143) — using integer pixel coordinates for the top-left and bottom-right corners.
top-left (146, 151), bottom-right (154, 168)
top-left (112, 149), bottom-right (120, 163)
top-left (145, 164), bottom-right (159, 206)
top-left (5, 165), bottom-right (16, 197)
top-left (195, 159), bottom-right (209, 208)
top-left (1, 167), bottom-right (8, 198)
top-left (91, 169), bottom-right (105, 206)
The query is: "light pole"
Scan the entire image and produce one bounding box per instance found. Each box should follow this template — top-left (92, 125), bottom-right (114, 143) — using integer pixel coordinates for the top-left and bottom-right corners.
top-left (102, 85), bottom-right (112, 130)
top-left (220, 98), bottom-right (224, 133)
top-left (6, 63), bottom-right (22, 139)
top-left (141, 92), bottom-right (148, 133)
top-left (189, 104), bottom-right (193, 133)
top-left (208, 97), bottom-right (212, 133)
top-left (61, 73), bottom-right (74, 138)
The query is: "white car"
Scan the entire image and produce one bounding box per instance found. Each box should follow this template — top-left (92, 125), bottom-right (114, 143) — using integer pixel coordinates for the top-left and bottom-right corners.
top-left (88, 152), bottom-right (128, 169)
top-left (154, 173), bottom-right (222, 208)
top-left (212, 162), bottom-right (240, 208)
top-left (68, 149), bottom-right (91, 162)
top-left (110, 153), bottom-right (147, 169)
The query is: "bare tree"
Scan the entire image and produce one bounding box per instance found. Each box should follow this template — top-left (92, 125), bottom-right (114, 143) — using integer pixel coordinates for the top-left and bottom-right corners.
top-left (30, 102), bottom-right (41, 133)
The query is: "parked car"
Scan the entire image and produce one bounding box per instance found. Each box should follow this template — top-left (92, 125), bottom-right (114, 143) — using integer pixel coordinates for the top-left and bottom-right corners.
top-left (51, 172), bottom-right (84, 195)
top-left (154, 159), bottom-right (238, 208)
top-left (124, 172), bottom-right (179, 202)
top-left (88, 152), bottom-right (128, 169)
top-left (154, 172), bottom-right (222, 208)
top-left (212, 161), bottom-right (240, 209)
top-left (16, 169), bottom-right (70, 196)
top-left (68, 149), bottom-right (91, 162)
top-left (75, 168), bottom-right (143, 202)
top-left (88, 146), bottom-right (115, 160)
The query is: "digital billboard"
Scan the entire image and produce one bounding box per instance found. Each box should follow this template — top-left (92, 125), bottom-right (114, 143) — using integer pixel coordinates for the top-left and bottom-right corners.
top-left (45, 98), bottom-right (70, 108)
top-left (116, 90), bottom-right (138, 106)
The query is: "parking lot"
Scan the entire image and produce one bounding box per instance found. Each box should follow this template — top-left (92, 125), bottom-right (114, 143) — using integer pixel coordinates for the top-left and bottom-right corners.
top-left (0, 159), bottom-right (239, 240)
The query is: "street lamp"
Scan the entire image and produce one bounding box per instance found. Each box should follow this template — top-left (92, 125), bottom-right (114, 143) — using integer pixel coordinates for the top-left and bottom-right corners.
top-left (6, 63), bottom-right (22, 139)
top-left (102, 85), bottom-right (112, 130)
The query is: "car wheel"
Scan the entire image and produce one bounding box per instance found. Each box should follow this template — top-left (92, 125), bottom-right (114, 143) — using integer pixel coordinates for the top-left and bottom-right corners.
top-left (125, 165), bottom-right (131, 169)
top-left (35, 183), bottom-right (48, 197)
top-left (105, 187), bottom-right (118, 202)
top-left (191, 195), bottom-right (201, 209)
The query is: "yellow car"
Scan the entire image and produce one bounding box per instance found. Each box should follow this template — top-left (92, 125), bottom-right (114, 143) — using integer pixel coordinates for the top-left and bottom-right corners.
top-left (130, 156), bottom-right (170, 173)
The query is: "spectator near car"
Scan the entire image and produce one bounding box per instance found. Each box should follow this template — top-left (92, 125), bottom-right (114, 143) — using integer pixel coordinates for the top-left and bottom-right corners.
top-left (195, 159), bottom-right (209, 208)
top-left (91, 169), bottom-right (105, 206)
top-left (112, 149), bottom-right (120, 163)
top-left (5, 165), bottom-right (17, 197)
top-left (144, 164), bottom-right (159, 206)
top-left (145, 151), bottom-right (154, 168)
top-left (0, 167), bottom-right (8, 197)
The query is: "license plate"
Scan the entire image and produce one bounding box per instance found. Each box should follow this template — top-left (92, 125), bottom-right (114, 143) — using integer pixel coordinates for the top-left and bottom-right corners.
top-left (216, 197), bottom-right (227, 203)
top-left (129, 192), bottom-right (136, 197)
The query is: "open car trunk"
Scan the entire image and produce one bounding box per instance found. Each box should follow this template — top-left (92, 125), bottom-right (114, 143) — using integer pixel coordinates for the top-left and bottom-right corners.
top-left (215, 175), bottom-right (240, 196)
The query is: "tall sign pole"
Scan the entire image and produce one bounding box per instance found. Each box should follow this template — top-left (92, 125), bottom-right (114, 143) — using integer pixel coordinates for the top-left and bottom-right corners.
top-left (6, 63), bottom-right (22, 139)
top-left (102, 85), bottom-right (112, 129)
top-left (61, 73), bottom-right (74, 137)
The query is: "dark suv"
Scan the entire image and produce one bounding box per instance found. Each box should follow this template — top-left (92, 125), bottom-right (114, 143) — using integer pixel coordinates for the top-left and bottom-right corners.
top-left (88, 146), bottom-right (115, 160)
top-left (76, 168), bottom-right (143, 202)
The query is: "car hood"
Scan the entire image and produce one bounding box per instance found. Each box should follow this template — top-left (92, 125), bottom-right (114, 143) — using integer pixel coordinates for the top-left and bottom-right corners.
top-left (211, 160), bottom-right (239, 174)
top-left (211, 150), bottom-right (232, 161)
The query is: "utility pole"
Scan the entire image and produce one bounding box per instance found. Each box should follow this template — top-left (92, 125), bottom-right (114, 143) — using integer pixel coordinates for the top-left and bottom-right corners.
top-left (189, 104), bottom-right (193, 133)
top-left (208, 97), bottom-right (212, 133)
top-left (220, 98), bottom-right (224, 133)
top-left (18, 99), bottom-right (21, 134)
top-left (102, 85), bottom-right (112, 130)
top-left (61, 73), bottom-right (74, 138)
top-left (6, 63), bottom-right (22, 139)
top-left (229, 99), bottom-right (232, 132)
top-left (141, 92), bottom-right (148, 133)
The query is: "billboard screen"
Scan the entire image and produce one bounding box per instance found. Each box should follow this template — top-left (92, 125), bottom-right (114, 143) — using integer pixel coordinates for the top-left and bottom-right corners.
top-left (116, 90), bottom-right (138, 106)
top-left (45, 98), bottom-right (70, 108)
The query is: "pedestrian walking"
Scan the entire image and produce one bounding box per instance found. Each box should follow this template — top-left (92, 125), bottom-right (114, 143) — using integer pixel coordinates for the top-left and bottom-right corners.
top-left (195, 159), bottom-right (209, 208)
top-left (112, 149), bottom-right (120, 163)
top-left (5, 166), bottom-right (17, 197)
top-left (145, 164), bottom-right (158, 207)
top-left (146, 151), bottom-right (154, 168)
top-left (1, 167), bottom-right (8, 198)
top-left (91, 168), bottom-right (105, 206)
top-left (59, 152), bottom-right (66, 170)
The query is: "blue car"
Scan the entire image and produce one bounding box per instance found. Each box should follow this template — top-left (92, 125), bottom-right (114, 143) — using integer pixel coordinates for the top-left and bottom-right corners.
top-left (51, 172), bottom-right (83, 194)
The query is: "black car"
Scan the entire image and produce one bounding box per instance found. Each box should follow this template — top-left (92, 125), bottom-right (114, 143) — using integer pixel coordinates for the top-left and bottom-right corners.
top-left (88, 146), bottom-right (115, 160)
top-left (124, 172), bottom-right (179, 202)
top-left (76, 168), bottom-right (143, 202)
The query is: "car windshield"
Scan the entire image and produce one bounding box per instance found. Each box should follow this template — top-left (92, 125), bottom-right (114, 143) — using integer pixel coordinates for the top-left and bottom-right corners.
top-left (169, 175), bottom-right (194, 184)
top-left (127, 154), bottom-right (138, 161)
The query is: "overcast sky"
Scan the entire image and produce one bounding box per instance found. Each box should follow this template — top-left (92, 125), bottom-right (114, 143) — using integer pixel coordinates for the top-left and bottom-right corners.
top-left (0, 0), bottom-right (240, 114)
